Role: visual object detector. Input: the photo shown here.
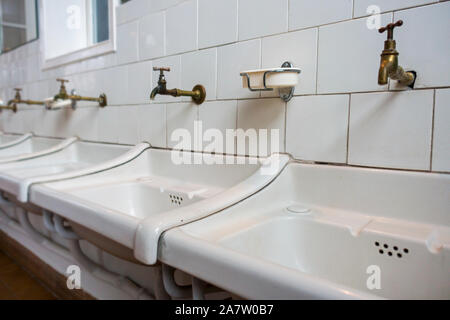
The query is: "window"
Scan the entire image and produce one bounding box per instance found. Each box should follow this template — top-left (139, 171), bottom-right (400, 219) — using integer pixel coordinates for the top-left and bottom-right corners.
top-left (0, 0), bottom-right (38, 54)
top-left (39, 0), bottom-right (117, 69)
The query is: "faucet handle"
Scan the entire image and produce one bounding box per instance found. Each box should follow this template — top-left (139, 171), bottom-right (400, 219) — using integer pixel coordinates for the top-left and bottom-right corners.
top-left (153, 67), bottom-right (170, 77)
top-left (13, 88), bottom-right (22, 99)
top-left (56, 78), bottom-right (69, 86)
top-left (379, 20), bottom-right (403, 40)
top-left (153, 67), bottom-right (170, 72)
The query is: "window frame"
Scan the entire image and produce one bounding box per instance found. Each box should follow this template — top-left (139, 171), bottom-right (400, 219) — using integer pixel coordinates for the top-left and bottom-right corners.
top-left (0, 0), bottom-right (39, 54)
top-left (39, 0), bottom-right (117, 70)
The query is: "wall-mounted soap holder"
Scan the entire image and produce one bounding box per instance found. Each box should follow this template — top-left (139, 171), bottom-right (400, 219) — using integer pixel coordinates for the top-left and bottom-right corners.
top-left (240, 62), bottom-right (301, 102)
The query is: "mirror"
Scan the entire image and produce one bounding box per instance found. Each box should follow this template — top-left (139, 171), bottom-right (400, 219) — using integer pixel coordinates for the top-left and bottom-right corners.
top-left (39, 0), bottom-right (116, 69)
top-left (0, 0), bottom-right (38, 54)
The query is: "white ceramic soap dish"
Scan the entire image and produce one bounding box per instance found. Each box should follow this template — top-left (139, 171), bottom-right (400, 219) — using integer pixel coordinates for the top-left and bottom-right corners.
top-left (240, 62), bottom-right (301, 101)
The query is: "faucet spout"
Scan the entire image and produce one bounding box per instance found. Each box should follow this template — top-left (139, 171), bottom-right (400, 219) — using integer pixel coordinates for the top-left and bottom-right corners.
top-left (377, 20), bottom-right (416, 88)
top-left (150, 67), bottom-right (206, 104)
top-left (150, 86), bottom-right (160, 100)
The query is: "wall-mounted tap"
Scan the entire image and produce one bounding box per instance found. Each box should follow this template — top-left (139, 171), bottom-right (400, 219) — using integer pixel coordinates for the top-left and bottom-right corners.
top-left (7, 88), bottom-right (44, 109)
top-left (52, 78), bottom-right (107, 108)
top-left (150, 67), bottom-right (206, 104)
top-left (0, 102), bottom-right (17, 113)
top-left (378, 20), bottom-right (416, 88)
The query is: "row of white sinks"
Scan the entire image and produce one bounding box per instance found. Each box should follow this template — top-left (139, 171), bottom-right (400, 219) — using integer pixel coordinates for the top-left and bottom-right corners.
top-left (0, 132), bottom-right (448, 299)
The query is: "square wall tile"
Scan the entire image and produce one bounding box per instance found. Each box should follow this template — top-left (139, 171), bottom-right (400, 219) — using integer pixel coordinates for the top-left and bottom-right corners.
top-left (181, 48), bottom-right (217, 101)
top-left (138, 104), bottom-right (166, 148)
top-left (237, 98), bottom-right (286, 156)
top-left (97, 107), bottom-right (119, 143)
top-left (198, 0), bottom-right (237, 48)
top-left (432, 89), bottom-right (450, 172)
top-left (392, 2), bottom-right (450, 89)
top-left (349, 90), bottom-right (433, 170)
top-left (116, 21), bottom-right (139, 65)
top-left (217, 39), bottom-right (261, 100)
top-left (116, 0), bottom-right (152, 25)
top-left (66, 107), bottom-right (99, 141)
top-left (151, 55), bottom-right (182, 103)
top-left (166, 102), bottom-right (198, 149)
top-left (354, 0), bottom-right (436, 17)
top-left (262, 28), bottom-right (317, 96)
top-left (289, 0), bottom-right (353, 31)
top-left (166, 0), bottom-right (197, 55)
top-left (117, 106), bottom-right (140, 145)
top-left (127, 61), bottom-right (152, 105)
top-left (286, 95), bottom-right (349, 163)
top-left (238, 0), bottom-right (288, 41)
top-left (101, 66), bottom-right (129, 106)
top-left (139, 11), bottom-right (165, 60)
top-left (317, 13), bottom-right (392, 94)
top-left (199, 100), bottom-right (237, 152)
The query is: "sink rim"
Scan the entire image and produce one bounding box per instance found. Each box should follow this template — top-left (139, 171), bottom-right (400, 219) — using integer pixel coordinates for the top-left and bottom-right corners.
top-left (159, 160), bottom-right (450, 299)
top-left (0, 141), bottom-right (149, 203)
top-left (29, 151), bottom-right (290, 265)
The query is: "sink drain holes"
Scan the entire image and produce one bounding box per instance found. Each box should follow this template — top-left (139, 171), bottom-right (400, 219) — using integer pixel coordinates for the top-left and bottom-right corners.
top-left (374, 241), bottom-right (409, 258)
top-left (169, 194), bottom-right (184, 206)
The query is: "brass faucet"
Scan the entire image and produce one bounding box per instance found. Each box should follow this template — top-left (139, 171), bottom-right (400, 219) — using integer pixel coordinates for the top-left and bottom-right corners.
top-left (7, 88), bottom-right (44, 109)
top-left (378, 20), bottom-right (416, 88)
top-left (0, 103), bottom-right (17, 113)
top-left (150, 67), bottom-right (206, 104)
top-left (53, 78), bottom-right (107, 108)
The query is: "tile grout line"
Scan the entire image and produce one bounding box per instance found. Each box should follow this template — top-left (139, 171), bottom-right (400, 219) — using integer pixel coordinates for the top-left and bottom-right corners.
top-left (346, 94), bottom-right (352, 164)
top-left (429, 89), bottom-right (436, 171)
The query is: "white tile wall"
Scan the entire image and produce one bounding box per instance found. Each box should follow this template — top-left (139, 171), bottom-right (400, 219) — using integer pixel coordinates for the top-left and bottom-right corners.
top-left (238, 0), bottom-right (288, 41)
top-left (392, 2), bottom-right (450, 89)
top-left (127, 61), bottom-right (153, 105)
top-left (0, 0), bottom-right (448, 176)
top-left (317, 13), bottom-right (392, 94)
top-left (353, 0), bottom-right (437, 17)
top-left (432, 89), bottom-right (450, 172)
top-left (289, 0), bottom-right (353, 31)
top-left (286, 95), bottom-right (349, 163)
top-left (349, 90), bottom-right (433, 170)
top-left (217, 39), bottom-right (261, 100)
top-left (116, 0), bottom-right (152, 25)
top-left (97, 107), bottom-right (119, 143)
top-left (166, 0), bottom-right (197, 55)
top-left (181, 48), bottom-right (217, 101)
top-left (139, 11), bottom-right (165, 60)
top-left (166, 102), bottom-right (198, 149)
top-left (138, 104), bottom-right (166, 148)
top-left (117, 105), bottom-right (140, 144)
top-left (198, 0), bottom-right (237, 49)
top-left (237, 98), bottom-right (285, 156)
top-left (262, 28), bottom-right (317, 96)
top-left (116, 21), bottom-right (139, 65)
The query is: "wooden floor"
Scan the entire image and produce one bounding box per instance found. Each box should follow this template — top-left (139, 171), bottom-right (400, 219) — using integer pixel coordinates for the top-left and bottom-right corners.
top-left (0, 250), bottom-right (56, 300)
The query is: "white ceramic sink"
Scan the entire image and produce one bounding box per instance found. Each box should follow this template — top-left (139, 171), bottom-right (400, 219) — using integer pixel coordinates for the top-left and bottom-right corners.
top-left (0, 133), bottom-right (25, 145)
top-left (160, 162), bottom-right (450, 299)
top-left (30, 150), bottom-right (289, 264)
top-left (0, 140), bottom-right (149, 202)
top-left (0, 133), bottom-right (77, 163)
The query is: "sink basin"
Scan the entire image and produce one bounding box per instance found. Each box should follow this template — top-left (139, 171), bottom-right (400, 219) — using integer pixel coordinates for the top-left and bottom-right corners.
top-left (0, 140), bottom-right (149, 203)
top-left (0, 134), bottom-right (77, 164)
top-left (0, 133), bottom-right (27, 145)
top-left (30, 150), bottom-right (289, 264)
top-left (0, 133), bottom-right (33, 150)
top-left (160, 162), bottom-right (450, 299)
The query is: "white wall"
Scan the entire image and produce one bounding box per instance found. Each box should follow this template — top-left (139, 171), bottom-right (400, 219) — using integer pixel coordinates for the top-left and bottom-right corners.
top-left (0, 0), bottom-right (449, 173)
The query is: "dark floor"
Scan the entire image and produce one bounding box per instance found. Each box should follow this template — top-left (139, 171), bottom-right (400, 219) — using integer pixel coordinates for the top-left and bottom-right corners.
top-left (0, 250), bottom-right (56, 300)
